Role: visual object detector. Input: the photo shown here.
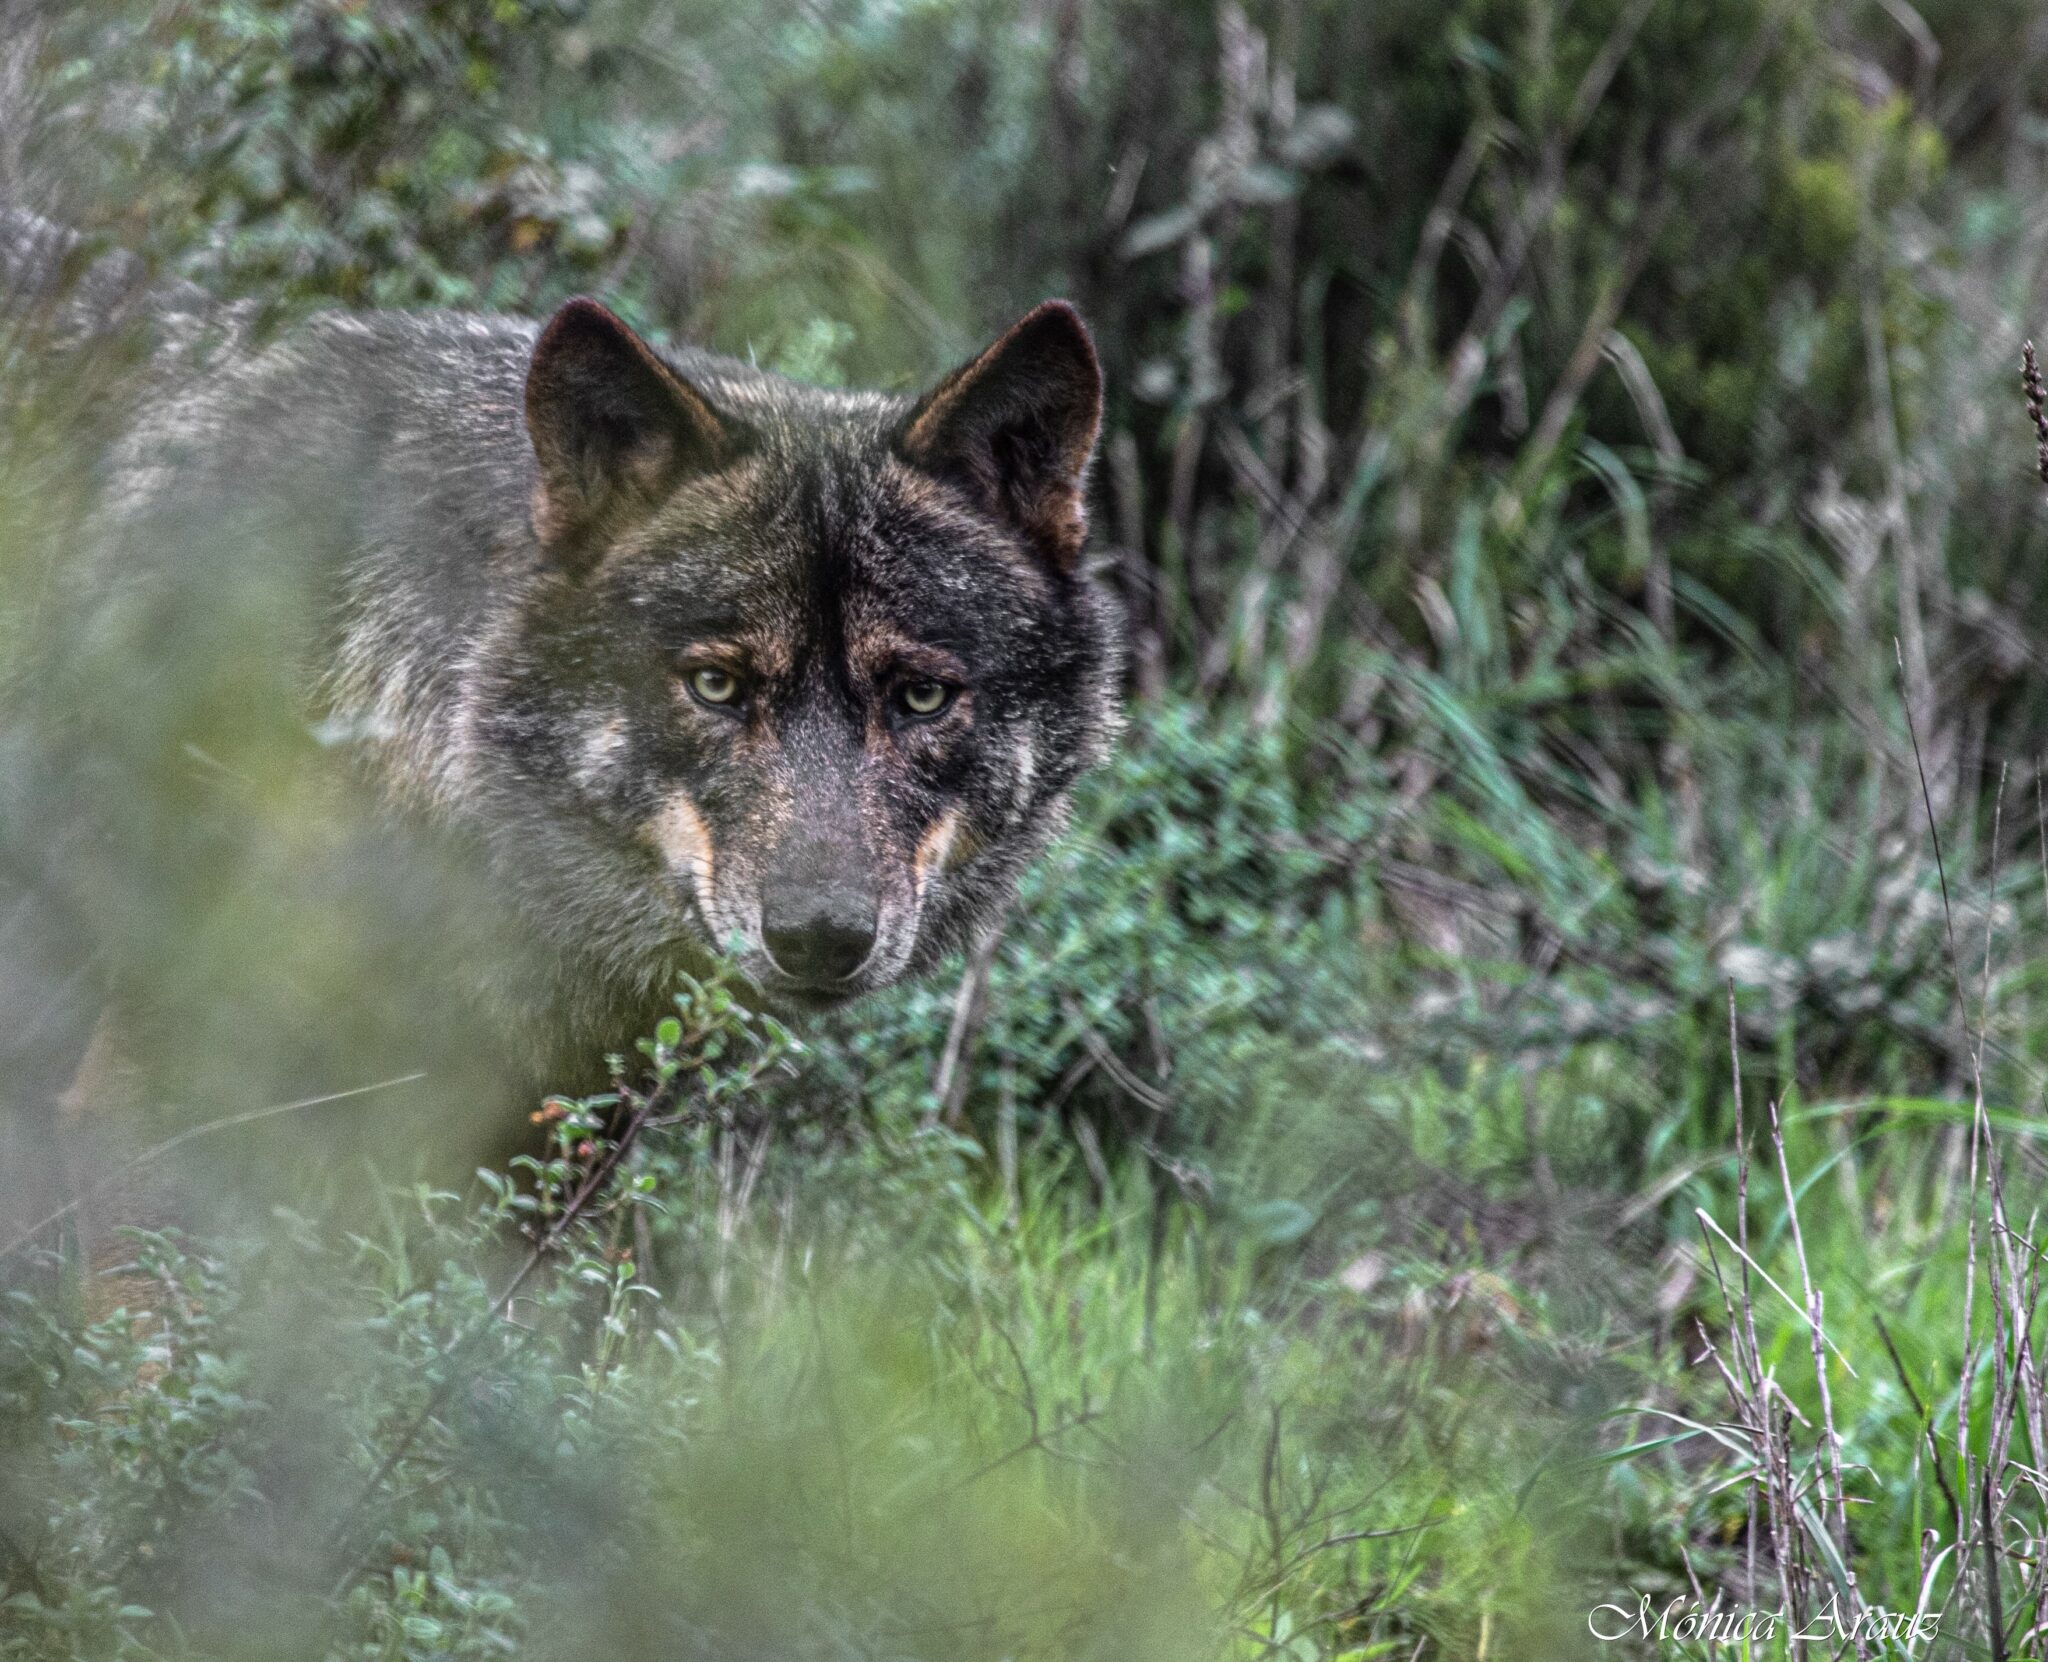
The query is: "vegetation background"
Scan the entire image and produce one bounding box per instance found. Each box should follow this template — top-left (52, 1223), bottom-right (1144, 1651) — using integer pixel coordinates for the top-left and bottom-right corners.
top-left (4, 0), bottom-right (2048, 1656)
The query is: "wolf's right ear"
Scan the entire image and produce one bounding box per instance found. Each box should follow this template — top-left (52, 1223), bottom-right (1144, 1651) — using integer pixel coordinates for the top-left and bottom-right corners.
top-left (524, 298), bottom-right (733, 559)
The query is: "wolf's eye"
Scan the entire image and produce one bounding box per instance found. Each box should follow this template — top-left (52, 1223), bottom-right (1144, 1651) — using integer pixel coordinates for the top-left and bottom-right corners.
top-left (898, 679), bottom-right (954, 718)
top-left (687, 666), bottom-right (742, 708)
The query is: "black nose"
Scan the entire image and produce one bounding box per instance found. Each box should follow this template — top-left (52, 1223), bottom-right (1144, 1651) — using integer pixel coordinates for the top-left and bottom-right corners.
top-left (762, 909), bottom-right (877, 984)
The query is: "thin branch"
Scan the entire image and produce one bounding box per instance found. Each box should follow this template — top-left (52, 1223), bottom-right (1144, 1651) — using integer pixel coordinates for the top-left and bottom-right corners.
top-left (324, 1046), bottom-right (706, 1594)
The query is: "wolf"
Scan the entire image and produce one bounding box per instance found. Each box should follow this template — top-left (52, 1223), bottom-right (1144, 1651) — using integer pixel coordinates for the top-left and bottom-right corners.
top-left (0, 210), bottom-right (1121, 1196)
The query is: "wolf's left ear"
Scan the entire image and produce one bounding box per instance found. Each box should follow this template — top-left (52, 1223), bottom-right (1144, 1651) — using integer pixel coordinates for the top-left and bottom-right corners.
top-left (525, 298), bottom-right (733, 558)
top-left (896, 300), bottom-right (1103, 572)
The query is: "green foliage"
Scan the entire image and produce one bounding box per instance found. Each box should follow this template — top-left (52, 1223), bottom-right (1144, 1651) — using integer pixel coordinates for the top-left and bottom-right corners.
top-left (31, 0), bottom-right (626, 312)
top-left (0, 963), bottom-right (1606, 1661)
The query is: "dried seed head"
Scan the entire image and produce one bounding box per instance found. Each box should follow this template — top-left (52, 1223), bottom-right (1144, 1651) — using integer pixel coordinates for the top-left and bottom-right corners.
top-left (2024, 341), bottom-right (2048, 485)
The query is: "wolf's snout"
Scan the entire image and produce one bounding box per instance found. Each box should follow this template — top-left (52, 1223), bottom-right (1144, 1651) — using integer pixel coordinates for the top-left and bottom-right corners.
top-left (761, 889), bottom-right (878, 984)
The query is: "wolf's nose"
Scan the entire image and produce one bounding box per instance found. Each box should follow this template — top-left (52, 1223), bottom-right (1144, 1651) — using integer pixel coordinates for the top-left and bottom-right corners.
top-left (763, 909), bottom-right (877, 984)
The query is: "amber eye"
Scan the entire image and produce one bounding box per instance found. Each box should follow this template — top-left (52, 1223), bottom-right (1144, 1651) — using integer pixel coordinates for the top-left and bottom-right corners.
top-left (898, 679), bottom-right (953, 718)
top-left (687, 666), bottom-right (742, 708)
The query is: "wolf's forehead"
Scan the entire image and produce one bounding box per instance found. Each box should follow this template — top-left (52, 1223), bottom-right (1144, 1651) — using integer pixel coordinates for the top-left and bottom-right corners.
top-left (632, 447), bottom-right (1038, 643)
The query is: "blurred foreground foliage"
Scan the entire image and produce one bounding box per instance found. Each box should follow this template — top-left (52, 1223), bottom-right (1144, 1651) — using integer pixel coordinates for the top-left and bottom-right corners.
top-left (0, 979), bottom-right (1592, 1661)
top-left (7, 0), bottom-right (2048, 1657)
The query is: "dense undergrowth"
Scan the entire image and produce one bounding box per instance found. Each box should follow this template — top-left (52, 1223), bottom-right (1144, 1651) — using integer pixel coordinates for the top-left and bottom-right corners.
top-left (6, 0), bottom-right (2048, 1657)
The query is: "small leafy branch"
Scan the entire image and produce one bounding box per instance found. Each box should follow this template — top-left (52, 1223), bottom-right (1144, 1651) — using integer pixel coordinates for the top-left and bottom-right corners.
top-left (324, 972), bottom-right (796, 1595)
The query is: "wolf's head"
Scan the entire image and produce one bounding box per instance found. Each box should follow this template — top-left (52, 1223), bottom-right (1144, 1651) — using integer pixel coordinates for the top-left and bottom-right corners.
top-left (474, 297), bottom-right (1121, 1010)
